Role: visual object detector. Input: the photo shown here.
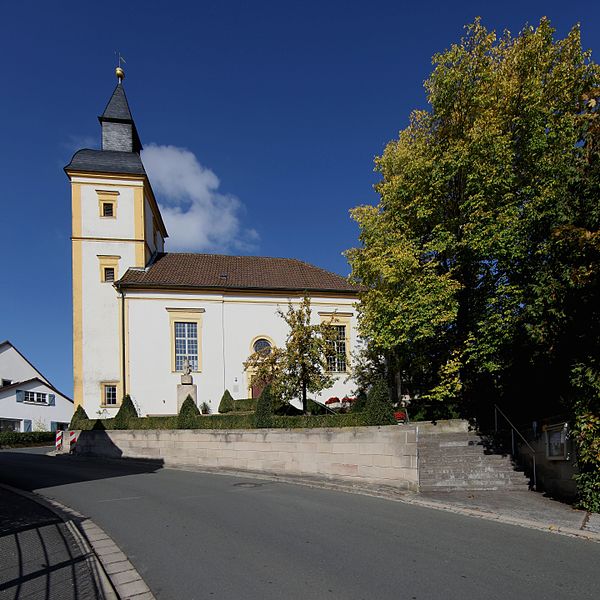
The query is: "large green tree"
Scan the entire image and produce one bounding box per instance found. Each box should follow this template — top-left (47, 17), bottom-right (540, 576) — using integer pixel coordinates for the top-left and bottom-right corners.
top-left (347, 18), bottom-right (600, 425)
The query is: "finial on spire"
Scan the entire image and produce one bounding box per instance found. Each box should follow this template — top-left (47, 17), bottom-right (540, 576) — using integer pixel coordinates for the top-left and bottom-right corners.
top-left (115, 51), bottom-right (126, 83)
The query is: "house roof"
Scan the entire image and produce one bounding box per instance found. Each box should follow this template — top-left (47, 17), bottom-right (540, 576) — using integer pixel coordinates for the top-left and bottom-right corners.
top-left (0, 377), bottom-right (73, 403)
top-left (65, 149), bottom-right (146, 176)
top-left (117, 253), bottom-right (360, 294)
top-left (0, 340), bottom-right (49, 384)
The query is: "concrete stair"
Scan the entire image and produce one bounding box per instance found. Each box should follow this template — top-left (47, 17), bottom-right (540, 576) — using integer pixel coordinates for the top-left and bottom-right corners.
top-left (418, 432), bottom-right (530, 492)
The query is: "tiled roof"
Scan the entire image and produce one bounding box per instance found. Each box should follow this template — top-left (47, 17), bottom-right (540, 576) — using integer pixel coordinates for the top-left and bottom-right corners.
top-left (65, 149), bottom-right (146, 175)
top-left (117, 253), bottom-right (359, 294)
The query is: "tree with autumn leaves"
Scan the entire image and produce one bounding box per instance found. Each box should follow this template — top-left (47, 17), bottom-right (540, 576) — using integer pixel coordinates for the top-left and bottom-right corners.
top-left (347, 19), bottom-right (600, 509)
top-left (245, 297), bottom-right (336, 414)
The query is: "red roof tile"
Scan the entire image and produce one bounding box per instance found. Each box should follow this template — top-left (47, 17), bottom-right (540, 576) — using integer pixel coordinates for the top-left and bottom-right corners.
top-left (117, 253), bottom-right (359, 294)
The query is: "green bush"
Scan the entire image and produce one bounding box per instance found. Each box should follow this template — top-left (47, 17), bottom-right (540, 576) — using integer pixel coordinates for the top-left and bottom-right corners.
top-left (271, 413), bottom-right (368, 429)
top-left (0, 431), bottom-right (56, 447)
top-left (200, 401), bottom-right (211, 415)
top-left (364, 380), bottom-right (396, 426)
top-left (350, 391), bottom-right (368, 413)
top-left (69, 405), bottom-right (90, 429)
top-left (218, 390), bottom-right (235, 413)
top-left (113, 395), bottom-right (139, 429)
top-left (254, 385), bottom-right (273, 428)
top-left (178, 395), bottom-right (201, 429)
top-left (233, 398), bottom-right (257, 412)
top-left (128, 416), bottom-right (178, 430)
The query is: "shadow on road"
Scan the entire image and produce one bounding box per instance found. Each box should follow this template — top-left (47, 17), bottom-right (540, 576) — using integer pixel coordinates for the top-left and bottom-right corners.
top-left (0, 486), bottom-right (105, 600)
top-left (0, 432), bottom-right (164, 493)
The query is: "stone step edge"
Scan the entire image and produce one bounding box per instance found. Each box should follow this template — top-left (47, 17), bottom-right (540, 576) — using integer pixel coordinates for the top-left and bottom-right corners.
top-left (0, 482), bottom-right (155, 600)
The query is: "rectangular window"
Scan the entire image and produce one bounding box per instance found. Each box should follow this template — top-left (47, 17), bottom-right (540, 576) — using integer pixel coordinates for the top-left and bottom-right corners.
top-left (104, 384), bottom-right (117, 406)
top-left (1, 379), bottom-right (12, 387)
top-left (102, 202), bottom-right (114, 217)
top-left (327, 325), bottom-right (347, 372)
top-left (174, 321), bottom-right (198, 371)
top-left (104, 267), bottom-right (115, 282)
top-left (24, 391), bottom-right (47, 404)
top-left (0, 419), bottom-right (20, 432)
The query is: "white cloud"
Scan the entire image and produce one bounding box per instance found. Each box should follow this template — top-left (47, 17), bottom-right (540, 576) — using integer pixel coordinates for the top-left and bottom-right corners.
top-left (142, 144), bottom-right (259, 253)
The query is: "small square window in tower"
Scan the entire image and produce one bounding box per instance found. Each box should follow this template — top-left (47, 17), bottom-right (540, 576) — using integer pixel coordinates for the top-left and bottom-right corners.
top-left (104, 267), bottom-right (115, 282)
top-left (102, 202), bottom-right (114, 217)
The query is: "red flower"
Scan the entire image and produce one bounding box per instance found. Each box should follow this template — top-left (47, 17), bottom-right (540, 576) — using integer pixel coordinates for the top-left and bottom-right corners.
top-left (325, 397), bottom-right (340, 405)
top-left (341, 396), bottom-right (356, 403)
top-left (394, 411), bottom-right (407, 421)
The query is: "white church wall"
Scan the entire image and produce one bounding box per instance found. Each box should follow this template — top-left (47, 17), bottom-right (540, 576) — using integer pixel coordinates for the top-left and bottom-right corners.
top-left (125, 291), bottom-right (359, 416)
top-left (79, 179), bottom-right (138, 240)
top-left (81, 240), bottom-right (136, 417)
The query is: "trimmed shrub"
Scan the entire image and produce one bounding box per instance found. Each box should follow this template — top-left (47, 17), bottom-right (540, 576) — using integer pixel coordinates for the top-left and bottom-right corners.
top-left (69, 405), bottom-right (90, 429)
top-left (364, 380), bottom-right (396, 426)
top-left (218, 390), bottom-right (235, 413)
top-left (0, 431), bottom-right (55, 447)
top-left (113, 395), bottom-right (139, 429)
top-left (350, 391), bottom-right (368, 413)
top-left (271, 413), bottom-right (367, 429)
top-left (254, 385), bottom-right (273, 428)
top-left (200, 401), bottom-right (211, 415)
top-left (233, 398), bottom-right (257, 412)
top-left (178, 395), bottom-right (201, 429)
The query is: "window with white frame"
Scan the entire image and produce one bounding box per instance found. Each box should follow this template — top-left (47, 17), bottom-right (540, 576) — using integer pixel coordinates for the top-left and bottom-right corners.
top-left (24, 391), bottom-right (47, 404)
top-left (327, 325), bottom-right (347, 372)
top-left (103, 384), bottom-right (118, 406)
top-left (174, 322), bottom-right (198, 371)
top-left (0, 419), bottom-right (20, 432)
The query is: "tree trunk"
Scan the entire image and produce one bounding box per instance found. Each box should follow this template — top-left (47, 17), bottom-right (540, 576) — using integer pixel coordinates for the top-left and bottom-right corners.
top-left (302, 380), bottom-right (308, 414)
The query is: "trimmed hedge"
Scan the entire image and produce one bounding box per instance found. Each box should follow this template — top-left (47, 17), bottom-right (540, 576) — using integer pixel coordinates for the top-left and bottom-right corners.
top-left (0, 431), bottom-right (56, 447)
top-left (69, 405), bottom-right (90, 429)
top-left (218, 390), bottom-right (235, 413)
top-left (254, 385), bottom-right (273, 428)
top-left (233, 398), bottom-right (257, 412)
top-left (178, 395), bottom-right (201, 429)
top-left (69, 411), bottom-right (382, 431)
top-left (365, 380), bottom-right (396, 426)
top-left (113, 395), bottom-right (139, 429)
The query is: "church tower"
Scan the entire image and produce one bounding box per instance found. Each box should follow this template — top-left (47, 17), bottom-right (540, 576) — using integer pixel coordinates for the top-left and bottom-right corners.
top-left (65, 66), bottom-right (168, 411)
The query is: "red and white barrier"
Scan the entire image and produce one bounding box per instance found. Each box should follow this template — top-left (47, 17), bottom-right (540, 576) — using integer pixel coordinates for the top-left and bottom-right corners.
top-left (69, 431), bottom-right (77, 448)
top-left (55, 430), bottom-right (63, 451)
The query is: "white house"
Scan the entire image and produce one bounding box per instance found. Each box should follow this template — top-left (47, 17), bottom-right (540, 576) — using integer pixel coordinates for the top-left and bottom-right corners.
top-left (65, 68), bottom-right (360, 418)
top-left (0, 341), bottom-right (73, 432)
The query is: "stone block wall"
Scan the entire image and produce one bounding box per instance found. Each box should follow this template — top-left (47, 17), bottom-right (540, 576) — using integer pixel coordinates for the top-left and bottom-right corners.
top-left (73, 426), bottom-right (418, 490)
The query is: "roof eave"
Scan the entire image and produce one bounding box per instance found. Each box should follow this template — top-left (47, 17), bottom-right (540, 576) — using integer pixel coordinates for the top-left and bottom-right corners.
top-left (115, 281), bottom-right (359, 296)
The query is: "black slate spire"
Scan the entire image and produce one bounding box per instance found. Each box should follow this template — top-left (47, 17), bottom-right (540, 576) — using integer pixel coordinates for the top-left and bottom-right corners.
top-left (98, 82), bottom-right (142, 153)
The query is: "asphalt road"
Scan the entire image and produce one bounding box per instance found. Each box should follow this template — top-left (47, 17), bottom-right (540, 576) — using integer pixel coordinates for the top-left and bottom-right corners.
top-left (1, 448), bottom-right (598, 600)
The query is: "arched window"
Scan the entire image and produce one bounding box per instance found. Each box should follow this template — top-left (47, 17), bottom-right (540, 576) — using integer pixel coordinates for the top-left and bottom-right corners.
top-left (253, 338), bottom-right (272, 356)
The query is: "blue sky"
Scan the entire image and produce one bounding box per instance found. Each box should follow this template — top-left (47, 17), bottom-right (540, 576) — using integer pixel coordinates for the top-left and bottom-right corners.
top-left (1, 0), bottom-right (599, 395)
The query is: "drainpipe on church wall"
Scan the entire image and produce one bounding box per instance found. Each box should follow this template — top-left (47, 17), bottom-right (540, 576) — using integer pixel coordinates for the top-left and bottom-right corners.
top-left (121, 289), bottom-right (127, 398)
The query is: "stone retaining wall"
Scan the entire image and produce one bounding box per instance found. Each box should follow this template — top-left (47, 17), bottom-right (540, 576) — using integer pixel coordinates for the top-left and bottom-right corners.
top-left (73, 426), bottom-right (418, 490)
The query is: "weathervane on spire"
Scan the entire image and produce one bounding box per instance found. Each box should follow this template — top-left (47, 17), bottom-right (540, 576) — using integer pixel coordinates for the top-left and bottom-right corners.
top-left (115, 51), bottom-right (126, 83)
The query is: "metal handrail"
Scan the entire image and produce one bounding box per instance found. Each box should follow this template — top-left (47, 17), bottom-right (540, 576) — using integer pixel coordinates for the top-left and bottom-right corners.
top-left (494, 404), bottom-right (537, 491)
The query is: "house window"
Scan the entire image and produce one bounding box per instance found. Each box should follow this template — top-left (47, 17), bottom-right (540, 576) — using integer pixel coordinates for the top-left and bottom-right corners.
top-left (1, 379), bottom-right (12, 387)
top-left (102, 384), bottom-right (118, 406)
top-left (174, 322), bottom-right (198, 371)
top-left (97, 190), bottom-right (118, 218)
top-left (0, 419), bottom-right (20, 432)
top-left (327, 325), bottom-right (347, 372)
top-left (98, 255), bottom-right (120, 283)
top-left (24, 391), bottom-right (48, 404)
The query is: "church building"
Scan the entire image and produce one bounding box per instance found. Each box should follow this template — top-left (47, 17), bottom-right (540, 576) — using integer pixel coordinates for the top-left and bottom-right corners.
top-left (65, 67), bottom-right (360, 417)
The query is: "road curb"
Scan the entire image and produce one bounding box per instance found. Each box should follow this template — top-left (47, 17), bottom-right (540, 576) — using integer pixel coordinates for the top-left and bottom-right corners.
top-left (0, 483), bottom-right (155, 599)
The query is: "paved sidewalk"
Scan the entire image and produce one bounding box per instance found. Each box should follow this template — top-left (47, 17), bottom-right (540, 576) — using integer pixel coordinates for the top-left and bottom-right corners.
top-left (0, 486), bottom-right (104, 600)
top-left (407, 489), bottom-right (599, 541)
